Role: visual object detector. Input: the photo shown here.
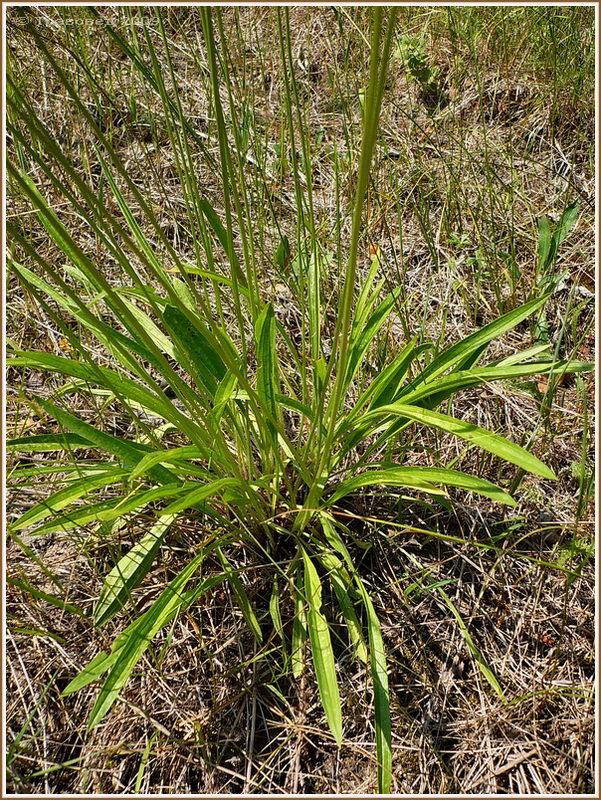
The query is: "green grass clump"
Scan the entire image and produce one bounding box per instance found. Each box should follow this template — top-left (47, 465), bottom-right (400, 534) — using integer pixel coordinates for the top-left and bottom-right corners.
top-left (6, 7), bottom-right (593, 793)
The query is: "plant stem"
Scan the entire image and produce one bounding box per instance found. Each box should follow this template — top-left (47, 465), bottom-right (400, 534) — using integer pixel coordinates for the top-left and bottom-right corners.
top-left (299, 8), bottom-right (398, 527)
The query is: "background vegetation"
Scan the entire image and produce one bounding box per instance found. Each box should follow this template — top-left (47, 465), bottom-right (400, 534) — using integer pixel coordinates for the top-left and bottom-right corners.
top-left (7, 6), bottom-right (594, 794)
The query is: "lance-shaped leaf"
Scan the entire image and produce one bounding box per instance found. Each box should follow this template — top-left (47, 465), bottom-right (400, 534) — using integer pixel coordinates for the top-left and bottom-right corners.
top-left (7, 433), bottom-right (92, 453)
top-left (129, 446), bottom-right (207, 483)
top-left (354, 574), bottom-right (392, 794)
top-left (400, 293), bottom-right (553, 395)
top-left (163, 305), bottom-right (228, 398)
top-left (328, 466), bottom-right (517, 506)
top-left (88, 553), bottom-right (219, 728)
top-left (345, 288), bottom-right (402, 387)
top-left (291, 566), bottom-right (307, 679)
top-left (319, 516), bottom-right (390, 789)
top-left (33, 397), bottom-right (177, 485)
top-left (10, 468), bottom-right (130, 531)
top-left (29, 485), bottom-right (187, 536)
top-left (361, 403), bottom-right (556, 479)
top-left (9, 352), bottom-right (183, 426)
top-left (255, 303), bottom-right (281, 448)
top-left (319, 550), bottom-right (368, 664)
top-left (302, 549), bottom-right (343, 745)
top-left (159, 478), bottom-right (243, 515)
top-left (94, 514), bottom-right (178, 627)
top-left (399, 360), bottom-right (593, 409)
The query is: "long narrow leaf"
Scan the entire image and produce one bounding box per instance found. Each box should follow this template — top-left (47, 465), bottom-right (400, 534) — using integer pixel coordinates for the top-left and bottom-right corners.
top-left (302, 549), bottom-right (343, 744)
top-left (33, 397), bottom-right (178, 485)
top-left (329, 466), bottom-right (516, 506)
top-left (400, 293), bottom-right (552, 394)
top-left (94, 515), bottom-right (178, 627)
top-left (361, 403), bottom-right (556, 479)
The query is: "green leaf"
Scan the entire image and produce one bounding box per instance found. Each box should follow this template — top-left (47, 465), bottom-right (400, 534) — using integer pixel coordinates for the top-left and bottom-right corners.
top-left (318, 551), bottom-right (368, 664)
top-left (163, 305), bottom-right (228, 398)
top-left (216, 548), bottom-right (263, 642)
top-left (8, 577), bottom-right (85, 617)
top-left (437, 588), bottom-right (505, 700)
top-left (121, 298), bottom-right (176, 358)
top-left (494, 343), bottom-right (551, 366)
top-left (10, 260), bottom-right (163, 375)
top-left (9, 352), bottom-right (182, 425)
top-left (302, 549), bottom-right (343, 745)
top-left (211, 372), bottom-right (238, 424)
top-left (198, 196), bottom-right (245, 285)
top-left (129, 446), bottom-right (206, 483)
top-left (353, 249), bottom-right (384, 334)
top-left (291, 566), bottom-right (307, 679)
top-left (353, 575), bottom-right (392, 793)
top-left (29, 485), bottom-right (187, 536)
top-left (6, 433), bottom-right (92, 452)
top-left (87, 552), bottom-right (216, 728)
top-left (538, 201), bottom-right (579, 274)
top-left (62, 651), bottom-right (116, 696)
top-left (336, 341), bottom-right (429, 446)
top-left (329, 467), bottom-right (517, 506)
top-left (362, 403), bottom-right (556, 479)
top-left (308, 249), bottom-right (322, 362)
top-left (94, 515), bottom-right (178, 627)
top-left (274, 236), bottom-right (290, 271)
top-left (269, 576), bottom-right (285, 644)
top-left (346, 288), bottom-right (401, 387)
top-left (556, 202), bottom-right (580, 247)
top-left (159, 478), bottom-right (243, 514)
top-left (32, 397), bottom-right (177, 485)
top-left (178, 264), bottom-right (251, 300)
top-left (398, 361), bottom-right (593, 409)
top-left (400, 294), bottom-right (552, 395)
top-left (255, 303), bottom-right (281, 447)
top-left (10, 468), bottom-right (129, 531)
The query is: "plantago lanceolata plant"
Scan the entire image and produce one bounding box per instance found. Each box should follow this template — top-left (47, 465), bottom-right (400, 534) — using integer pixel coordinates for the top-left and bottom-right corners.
top-left (7, 8), bottom-right (592, 792)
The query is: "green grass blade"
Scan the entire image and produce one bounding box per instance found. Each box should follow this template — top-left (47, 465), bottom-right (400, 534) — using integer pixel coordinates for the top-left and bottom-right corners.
top-left (163, 305), bottom-right (228, 398)
top-left (198, 197), bottom-right (245, 285)
top-left (88, 553), bottom-right (215, 728)
top-left (129, 446), bottom-right (207, 483)
top-left (437, 589), bottom-right (505, 700)
top-left (354, 575), bottom-right (392, 793)
top-left (345, 288), bottom-right (402, 388)
top-left (29, 485), bottom-right (187, 536)
top-left (216, 548), bottom-right (263, 642)
top-left (319, 551), bottom-right (368, 664)
top-left (32, 397), bottom-right (178, 485)
top-left (8, 352), bottom-right (190, 430)
top-left (8, 577), bottom-right (85, 617)
top-left (269, 577), bottom-right (285, 645)
top-left (291, 565), bottom-right (307, 678)
top-left (255, 303), bottom-right (281, 452)
top-left (10, 468), bottom-right (129, 531)
top-left (159, 478), bottom-right (244, 515)
top-left (308, 249), bottom-right (322, 363)
top-left (399, 361), bottom-right (593, 408)
top-left (400, 293), bottom-right (553, 394)
top-left (62, 651), bottom-right (116, 696)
